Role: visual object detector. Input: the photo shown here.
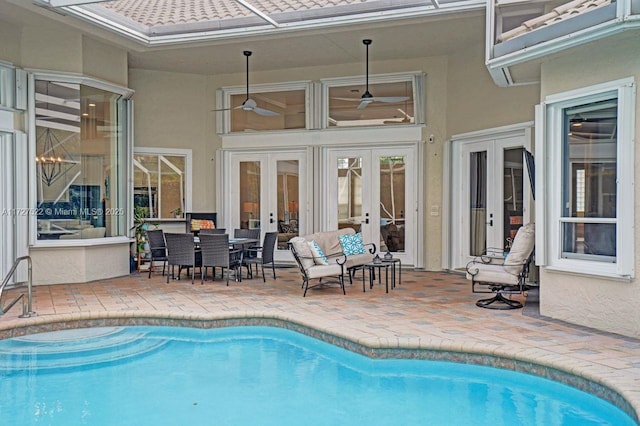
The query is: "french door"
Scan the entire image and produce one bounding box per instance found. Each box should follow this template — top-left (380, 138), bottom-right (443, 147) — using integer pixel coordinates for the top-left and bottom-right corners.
top-left (325, 146), bottom-right (416, 266)
top-left (450, 133), bottom-right (530, 270)
top-left (227, 150), bottom-right (307, 262)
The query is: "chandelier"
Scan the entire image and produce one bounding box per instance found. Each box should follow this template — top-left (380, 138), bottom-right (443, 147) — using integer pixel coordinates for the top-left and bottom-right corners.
top-left (35, 128), bottom-right (72, 186)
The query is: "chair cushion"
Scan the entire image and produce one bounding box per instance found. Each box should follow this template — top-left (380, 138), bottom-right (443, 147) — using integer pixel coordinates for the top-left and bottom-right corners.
top-left (308, 240), bottom-right (329, 265)
top-left (504, 223), bottom-right (535, 275)
top-left (466, 262), bottom-right (520, 285)
top-left (339, 232), bottom-right (366, 255)
top-left (290, 237), bottom-right (315, 270)
top-left (306, 263), bottom-right (343, 279)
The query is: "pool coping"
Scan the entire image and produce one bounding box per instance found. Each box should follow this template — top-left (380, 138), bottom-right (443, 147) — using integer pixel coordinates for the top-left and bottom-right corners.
top-left (1, 311), bottom-right (638, 424)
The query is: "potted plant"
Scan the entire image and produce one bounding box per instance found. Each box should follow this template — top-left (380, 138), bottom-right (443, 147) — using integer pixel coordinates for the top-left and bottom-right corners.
top-left (171, 207), bottom-right (182, 218)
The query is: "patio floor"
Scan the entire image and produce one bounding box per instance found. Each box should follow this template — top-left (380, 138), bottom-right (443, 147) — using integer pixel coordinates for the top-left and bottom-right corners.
top-left (1, 266), bottom-right (639, 422)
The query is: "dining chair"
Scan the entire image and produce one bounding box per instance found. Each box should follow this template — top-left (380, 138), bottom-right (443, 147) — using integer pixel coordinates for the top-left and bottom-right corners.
top-left (146, 229), bottom-right (168, 279)
top-left (244, 231), bottom-right (278, 282)
top-left (199, 233), bottom-right (243, 285)
top-left (199, 228), bottom-right (226, 235)
top-left (165, 233), bottom-right (199, 284)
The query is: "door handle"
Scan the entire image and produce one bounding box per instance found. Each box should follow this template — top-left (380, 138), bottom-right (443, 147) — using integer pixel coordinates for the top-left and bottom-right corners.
top-left (269, 212), bottom-right (274, 224)
top-left (487, 219), bottom-right (493, 226)
top-left (365, 213), bottom-right (370, 224)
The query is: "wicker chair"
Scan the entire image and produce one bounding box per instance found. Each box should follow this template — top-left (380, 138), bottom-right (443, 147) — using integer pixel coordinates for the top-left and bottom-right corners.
top-left (198, 228), bottom-right (226, 235)
top-left (244, 232), bottom-right (278, 281)
top-left (165, 233), bottom-right (199, 284)
top-left (146, 229), bottom-right (168, 279)
top-left (199, 233), bottom-right (243, 285)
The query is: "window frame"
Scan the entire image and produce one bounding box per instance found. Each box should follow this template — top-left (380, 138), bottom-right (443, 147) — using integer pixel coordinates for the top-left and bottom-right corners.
top-left (133, 147), bottom-right (193, 220)
top-left (216, 81), bottom-right (312, 134)
top-left (29, 71), bottom-right (134, 247)
top-left (540, 77), bottom-right (635, 278)
top-left (321, 72), bottom-right (425, 129)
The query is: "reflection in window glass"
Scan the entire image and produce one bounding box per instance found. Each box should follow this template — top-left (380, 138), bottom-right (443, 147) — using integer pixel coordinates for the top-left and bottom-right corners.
top-left (561, 98), bottom-right (617, 260)
top-left (35, 80), bottom-right (127, 240)
top-left (328, 81), bottom-right (413, 127)
top-left (230, 90), bottom-right (305, 132)
top-left (379, 157), bottom-right (405, 253)
top-left (277, 160), bottom-right (299, 249)
top-left (133, 154), bottom-right (186, 219)
top-left (240, 161), bottom-right (261, 229)
top-left (337, 157), bottom-right (362, 232)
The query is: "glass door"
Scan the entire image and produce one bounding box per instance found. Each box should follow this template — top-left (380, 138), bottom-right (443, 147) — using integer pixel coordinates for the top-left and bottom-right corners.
top-left (452, 136), bottom-right (527, 269)
top-left (229, 151), bottom-right (307, 262)
top-left (326, 147), bottom-right (416, 265)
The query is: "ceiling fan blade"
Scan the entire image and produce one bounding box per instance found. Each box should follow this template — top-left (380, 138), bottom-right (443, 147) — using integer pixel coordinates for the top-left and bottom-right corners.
top-left (252, 107), bottom-right (280, 117)
top-left (370, 96), bottom-right (411, 103)
top-left (357, 101), bottom-right (369, 110)
top-left (332, 97), bottom-right (363, 102)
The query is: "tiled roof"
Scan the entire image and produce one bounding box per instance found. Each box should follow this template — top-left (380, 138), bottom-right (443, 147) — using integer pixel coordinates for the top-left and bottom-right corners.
top-left (497, 0), bottom-right (612, 43)
top-left (101, 0), bottom-right (370, 27)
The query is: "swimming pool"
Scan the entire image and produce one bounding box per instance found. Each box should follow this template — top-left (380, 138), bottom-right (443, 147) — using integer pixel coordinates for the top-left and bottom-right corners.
top-left (0, 325), bottom-right (635, 425)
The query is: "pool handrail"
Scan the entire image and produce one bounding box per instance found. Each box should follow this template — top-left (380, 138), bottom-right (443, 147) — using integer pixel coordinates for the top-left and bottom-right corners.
top-left (0, 255), bottom-right (35, 317)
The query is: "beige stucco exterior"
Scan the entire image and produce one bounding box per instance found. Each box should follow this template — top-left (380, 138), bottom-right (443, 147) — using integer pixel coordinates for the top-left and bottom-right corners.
top-left (538, 33), bottom-right (640, 338)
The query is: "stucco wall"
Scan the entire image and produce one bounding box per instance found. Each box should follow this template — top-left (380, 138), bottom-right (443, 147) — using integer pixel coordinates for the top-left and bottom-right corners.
top-left (128, 69), bottom-right (212, 211)
top-left (30, 242), bottom-right (130, 285)
top-left (539, 32), bottom-right (640, 338)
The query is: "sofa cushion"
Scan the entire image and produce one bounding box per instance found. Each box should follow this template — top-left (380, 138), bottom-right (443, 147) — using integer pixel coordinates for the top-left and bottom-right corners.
top-left (344, 253), bottom-right (373, 270)
top-left (339, 232), bottom-right (366, 255)
top-left (290, 237), bottom-right (315, 270)
top-left (306, 263), bottom-right (343, 279)
top-left (308, 240), bottom-right (328, 265)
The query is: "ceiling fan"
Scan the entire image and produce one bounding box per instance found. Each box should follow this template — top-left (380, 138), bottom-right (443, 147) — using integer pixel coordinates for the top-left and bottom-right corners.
top-left (215, 51), bottom-right (279, 117)
top-left (334, 39), bottom-right (410, 110)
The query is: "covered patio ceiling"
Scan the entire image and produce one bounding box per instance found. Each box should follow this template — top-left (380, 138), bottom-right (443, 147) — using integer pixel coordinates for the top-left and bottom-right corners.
top-left (34, 0), bottom-right (485, 47)
top-left (0, 0), bottom-right (487, 76)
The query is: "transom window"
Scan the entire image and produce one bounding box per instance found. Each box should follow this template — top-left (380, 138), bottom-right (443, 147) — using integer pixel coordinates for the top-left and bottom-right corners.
top-left (217, 83), bottom-right (309, 133)
top-left (323, 73), bottom-right (422, 128)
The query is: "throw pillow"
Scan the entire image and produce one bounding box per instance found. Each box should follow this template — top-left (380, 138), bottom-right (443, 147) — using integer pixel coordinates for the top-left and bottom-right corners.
top-left (289, 237), bottom-right (315, 270)
top-left (339, 232), bottom-right (366, 255)
top-left (200, 220), bottom-right (215, 229)
top-left (307, 240), bottom-right (329, 265)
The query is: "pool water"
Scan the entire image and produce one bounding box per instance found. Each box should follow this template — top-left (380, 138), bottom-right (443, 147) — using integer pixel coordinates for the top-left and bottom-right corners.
top-left (0, 326), bottom-right (635, 425)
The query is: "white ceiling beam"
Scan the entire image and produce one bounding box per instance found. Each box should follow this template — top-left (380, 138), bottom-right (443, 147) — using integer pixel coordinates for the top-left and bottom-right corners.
top-left (234, 0), bottom-right (281, 28)
top-left (48, 0), bottom-right (109, 6)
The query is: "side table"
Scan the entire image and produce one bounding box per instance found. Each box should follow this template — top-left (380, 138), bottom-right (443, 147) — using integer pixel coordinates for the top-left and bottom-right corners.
top-left (382, 257), bottom-right (401, 286)
top-left (361, 261), bottom-right (396, 293)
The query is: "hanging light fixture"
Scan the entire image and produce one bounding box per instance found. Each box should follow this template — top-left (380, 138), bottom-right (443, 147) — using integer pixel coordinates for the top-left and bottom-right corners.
top-left (35, 128), bottom-right (68, 186)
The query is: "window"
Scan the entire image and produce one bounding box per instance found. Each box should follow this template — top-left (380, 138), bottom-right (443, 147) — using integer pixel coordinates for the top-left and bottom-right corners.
top-left (34, 76), bottom-right (132, 241)
top-left (541, 78), bottom-right (635, 277)
top-left (133, 148), bottom-right (192, 219)
top-left (217, 82), bottom-right (309, 133)
top-left (324, 73), bottom-right (422, 128)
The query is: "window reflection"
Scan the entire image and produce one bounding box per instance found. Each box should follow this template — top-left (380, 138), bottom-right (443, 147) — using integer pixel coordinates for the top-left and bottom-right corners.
top-left (230, 90), bottom-right (305, 132)
top-left (35, 80), bottom-right (126, 240)
top-left (328, 81), bottom-right (413, 127)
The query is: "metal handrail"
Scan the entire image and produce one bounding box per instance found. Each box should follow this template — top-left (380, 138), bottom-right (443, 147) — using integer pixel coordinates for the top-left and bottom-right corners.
top-left (0, 256), bottom-right (35, 317)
